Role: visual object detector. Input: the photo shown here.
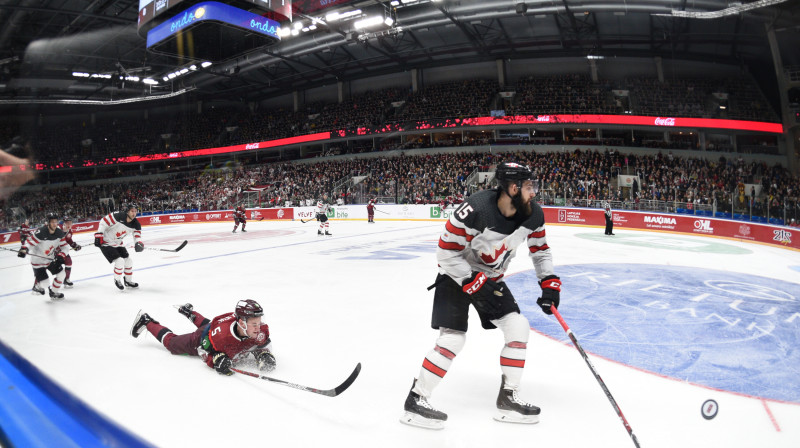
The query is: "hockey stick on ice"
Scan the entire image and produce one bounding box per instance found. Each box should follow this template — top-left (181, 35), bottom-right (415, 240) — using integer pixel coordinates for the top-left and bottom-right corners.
top-left (374, 209), bottom-right (390, 215)
top-left (551, 307), bottom-right (641, 448)
top-left (231, 362), bottom-right (361, 397)
top-left (128, 240), bottom-right (188, 253)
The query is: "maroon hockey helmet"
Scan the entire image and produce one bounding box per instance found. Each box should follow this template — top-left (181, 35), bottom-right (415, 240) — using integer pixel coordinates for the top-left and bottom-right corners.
top-left (235, 299), bottom-right (264, 320)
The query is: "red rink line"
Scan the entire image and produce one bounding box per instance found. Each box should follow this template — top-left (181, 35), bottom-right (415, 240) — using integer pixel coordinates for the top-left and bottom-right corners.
top-left (761, 399), bottom-right (781, 432)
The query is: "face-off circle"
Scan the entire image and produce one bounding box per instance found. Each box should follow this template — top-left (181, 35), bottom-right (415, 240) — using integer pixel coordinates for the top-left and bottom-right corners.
top-left (701, 399), bottom-right (719, 420)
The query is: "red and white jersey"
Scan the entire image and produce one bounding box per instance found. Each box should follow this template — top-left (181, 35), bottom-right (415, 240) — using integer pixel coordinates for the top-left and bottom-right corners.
top-left (234, 206), bottom-right (246, 220)
top-left (96, 212), bottom-right (142, 247)
top-left (316, 202), bottom-right (329, 215)
top-left (367, 200), bottom-right (375, 212)
top-left (437, 189), bottom-right (555, 284)
top-left (22, 225), bottom-right (67, 268)
top-left (202, 312), bottom-right (271, 368)
top-left (18, 223), bottom-right (34, 239)
top-left (59, 226), bottom-right (80, 255)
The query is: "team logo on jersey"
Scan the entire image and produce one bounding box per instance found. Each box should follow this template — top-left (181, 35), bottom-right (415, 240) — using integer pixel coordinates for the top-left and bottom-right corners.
top-left (256, 332), bottom-right (266, 343)
top-left (480, 243), bottom-right (508, 265)
top-left (116, 231), bottom-right (127, 238)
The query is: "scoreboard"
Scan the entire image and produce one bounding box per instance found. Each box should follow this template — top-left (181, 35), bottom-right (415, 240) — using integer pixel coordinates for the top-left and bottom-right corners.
top-left (138, 0), bottom-right (290, 35)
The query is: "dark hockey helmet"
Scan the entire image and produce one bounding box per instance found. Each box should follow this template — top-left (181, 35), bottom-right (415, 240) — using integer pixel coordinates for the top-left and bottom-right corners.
top-left (45, 212), bottom-right (59, 222)
top-left (235, 299), bottom-right (264, 320)
top-left (495, 162), bottom-right (534, 189)
top-left (62, 216), bottom-right (73, 222)
top-left (123, 203), bottom-right (139, 212)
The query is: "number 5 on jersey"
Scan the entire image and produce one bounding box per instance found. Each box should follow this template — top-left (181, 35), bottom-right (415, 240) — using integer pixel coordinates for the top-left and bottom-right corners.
top-left (456, 204), bottom-right (474, 220)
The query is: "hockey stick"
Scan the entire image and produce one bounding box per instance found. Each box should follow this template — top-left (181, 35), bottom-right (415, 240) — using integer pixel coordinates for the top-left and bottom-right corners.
top-left (300, 218), bottom-right (315, 223)
top-left (0, 246), bottom-right (55, 261)
top-left (551, 307), bottom-right (640, 448)
top-left (128, 240), bottom-right (188, 253)
top-left (374, 209), bottom-right (390, 215)
top-left (231, 362), bottom-right (361, 397)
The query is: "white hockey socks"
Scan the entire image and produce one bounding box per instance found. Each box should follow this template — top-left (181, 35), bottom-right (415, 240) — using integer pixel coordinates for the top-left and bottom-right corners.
top-left (414, 328), bottom-right (466, 398)
top-left (114, 257), bottom-right (125, 282)
top-left (124, 257), bottom-right (134, 283)
top-left (493, 312), bottom-right (530, 390)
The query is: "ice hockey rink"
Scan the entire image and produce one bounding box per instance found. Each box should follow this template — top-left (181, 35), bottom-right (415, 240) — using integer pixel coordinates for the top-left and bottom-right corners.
top-left (1, 217), bottom-right (798, 448)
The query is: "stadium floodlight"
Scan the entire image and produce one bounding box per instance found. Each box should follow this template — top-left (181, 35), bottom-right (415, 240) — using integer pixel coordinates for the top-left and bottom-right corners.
top-left (291, 29), bottom-right (299, 36)
top-left (168, 73), bottom-right (177, 79)
top-left (384, 17), bottom-right (394, 26)
top-left (163, 76), bottom-right (169, 82)
top-left (189, 65), bottom-right (197, 70)
top-left (278, 27), bottom-right (291, 37)
top-left (354, 16), bottom-right (384, 29)
top-left (390, 0), bottom-right (400, 5)
top-left (72, 72), bottom-right (90, 77)
top-left (326, 11), bottom-right (340, 21)
top-left (293, 21), bottom-right (304, 30)
top-left (142, 79), bottom-right (159, 85)
top-left (201, 61), bottom-right (212, 68)
top-left (653, 0), bottom-right (788, 18)
top-left (309, 25), bottom-right (317, 30)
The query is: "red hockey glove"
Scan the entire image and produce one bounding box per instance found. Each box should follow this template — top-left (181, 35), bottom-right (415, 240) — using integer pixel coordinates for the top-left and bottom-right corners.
top-left (537, 275), bottom-right (561, 315)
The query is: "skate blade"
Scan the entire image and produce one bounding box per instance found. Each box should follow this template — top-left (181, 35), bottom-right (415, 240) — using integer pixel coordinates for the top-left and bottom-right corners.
top-left (49, 296), bottom-right (65, 302)
top-left (399, 412), bottom-right (445, 430)
top-left (493, 410), bottom-right (539, 424)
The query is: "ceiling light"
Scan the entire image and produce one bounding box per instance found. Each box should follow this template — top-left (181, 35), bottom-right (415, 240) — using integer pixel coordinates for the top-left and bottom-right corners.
top-left (354, 16), bottom-right (384, 29)
top-left (201, 61), bottom-right (212, 68)
top-left (384, 17), bottom-right (394, 26)
top-left (72, 72), bottom-right (90, 77)
top-left (142, 79), bottom-right (159, 85)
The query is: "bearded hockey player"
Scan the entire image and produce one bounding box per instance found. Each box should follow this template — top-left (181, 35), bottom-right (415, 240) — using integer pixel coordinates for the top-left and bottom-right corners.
top-left (94, 203), bottom-right (144, 290)
top-left (401, 162), bottom-right (562, 429)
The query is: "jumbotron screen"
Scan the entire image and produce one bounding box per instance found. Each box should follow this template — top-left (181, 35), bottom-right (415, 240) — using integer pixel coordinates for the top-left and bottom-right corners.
top-left (138, 0), bottom-right (289, 32)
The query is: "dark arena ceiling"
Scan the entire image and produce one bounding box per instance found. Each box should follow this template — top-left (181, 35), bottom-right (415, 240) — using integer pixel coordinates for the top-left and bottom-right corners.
top-left (0, 0), bottom-right (798, 104)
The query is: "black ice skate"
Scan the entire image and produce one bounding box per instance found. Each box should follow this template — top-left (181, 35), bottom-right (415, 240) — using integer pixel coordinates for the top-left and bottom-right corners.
top-left (175, 303), bottom-right (194, 320)
top-left (48, 287), bottom-right (64, 301)
top-left (325, 231), bottom-right (332, 236)
top-left (114, 279), bottom-right (125, 290)
top-left (130, 310), bottom-right (157, 338)
top-left (64, 279), bottom-right (74, 288)
top-left (399, 380), bottom-right (447, 430)
top-left (232, 228), bottom-right (237, 233)
top-left (241, 229), bottom-right (247, 232)
top-left (124, 279), bottom-right (139, 288)
top-left (494, 375), bottom-right (540, 424)
top-left (32, 284), bottom-right (45, 295)
top-left (317, 230), bottom-right (323, 236)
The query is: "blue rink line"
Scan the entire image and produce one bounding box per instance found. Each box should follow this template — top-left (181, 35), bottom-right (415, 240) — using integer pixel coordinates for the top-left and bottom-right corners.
top-left (1, 223), bottom-right (441, 298)
top-left (0, 338), bottom-right (154, 448)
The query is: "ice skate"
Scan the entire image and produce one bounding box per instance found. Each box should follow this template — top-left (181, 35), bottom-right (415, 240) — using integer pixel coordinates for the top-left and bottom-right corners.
top-left (48, 287), bottom-right (64, 301)
top-left (494, 375), bottom-right (540, 424)
top-left (124, 279), bottom-right (139, 288)
top-left (399, 380), bottom-right (447, 430)
top-left (175, 303), bottom-right (194, 320)
top-left (32, 284), bottom-right (45, 295)
top-left (130, 310), bottom-right (157, 338)
top-left (325, 231), bottom-right (332, 236)
top-left (114, 279), bottom-right (125, 290)
top-left (241, 229), bottom-right (247, 232)
top-left (318, 230), bottom-right (323, 236)
top-left (232, 229), bottom-right (237, 233)
top-left (63, 279), bottom-right (74, 288)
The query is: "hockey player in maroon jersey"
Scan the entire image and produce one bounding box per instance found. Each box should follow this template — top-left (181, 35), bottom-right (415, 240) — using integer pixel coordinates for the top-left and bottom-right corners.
top-left (59, 216), bottom-right (82, 287)
top-left (18, 219), bottom-right (33, 245)
top-left (401, 162), bottom-right (561, 429)
top-left (367, 198), bottom-right (375, 223)
top-left (130, 299), bottom-right (276, 375)
top-left (232, 205), bottom-right (247, 233)
top-left (94, 203), bottom-right (144, 290)
top-left (18, 213), bottom-right (68, 300)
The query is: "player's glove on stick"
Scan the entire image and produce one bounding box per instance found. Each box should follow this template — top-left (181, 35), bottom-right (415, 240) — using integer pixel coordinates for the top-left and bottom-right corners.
top-left (255, 351), bottom-right (277, 372)
top-left (134, 241), bottom-right (144, 253)
top-left (213, 352), bottom-right (233, 376)
top-left (73, 244), bottom-right (81, 251)
top-left (53, 252), bottom-right (67, 267)
top-left (17, 247), bottom-right (27, 258)
top-left (462, 271), bottom-right (504, 314)
top-left (537, 275), bottom-right (561, 315)
top-left (93, 233), bottom-right (104, 247)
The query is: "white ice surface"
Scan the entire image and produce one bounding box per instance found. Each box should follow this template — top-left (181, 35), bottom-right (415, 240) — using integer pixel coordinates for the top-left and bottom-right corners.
top-left (0, 220), bottom-right (798, 448)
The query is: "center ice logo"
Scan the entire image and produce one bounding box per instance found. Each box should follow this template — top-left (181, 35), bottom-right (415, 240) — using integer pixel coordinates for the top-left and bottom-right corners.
top-left (506, 264), bottom-right (800, 403)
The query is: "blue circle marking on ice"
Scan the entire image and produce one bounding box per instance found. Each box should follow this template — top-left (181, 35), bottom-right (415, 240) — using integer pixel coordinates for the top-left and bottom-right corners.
top-left (507, 264), bottom-right (800, 403)
top-left (789, 265), bottom-right (800, 273)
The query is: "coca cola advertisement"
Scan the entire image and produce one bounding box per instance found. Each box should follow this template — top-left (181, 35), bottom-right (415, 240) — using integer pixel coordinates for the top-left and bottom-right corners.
top-left (654, 117), bottom-right (676, 126)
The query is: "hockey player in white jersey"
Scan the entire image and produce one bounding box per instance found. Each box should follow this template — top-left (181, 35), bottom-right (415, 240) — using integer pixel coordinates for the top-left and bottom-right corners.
top-left (401, 162), bottom-right (562, 429)
top-left (316, 200), bottom-right (331, 236)
top-left (94, 203), bottom-right (144, 290)
top-left (17, 213), bottom-right (68, 300)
